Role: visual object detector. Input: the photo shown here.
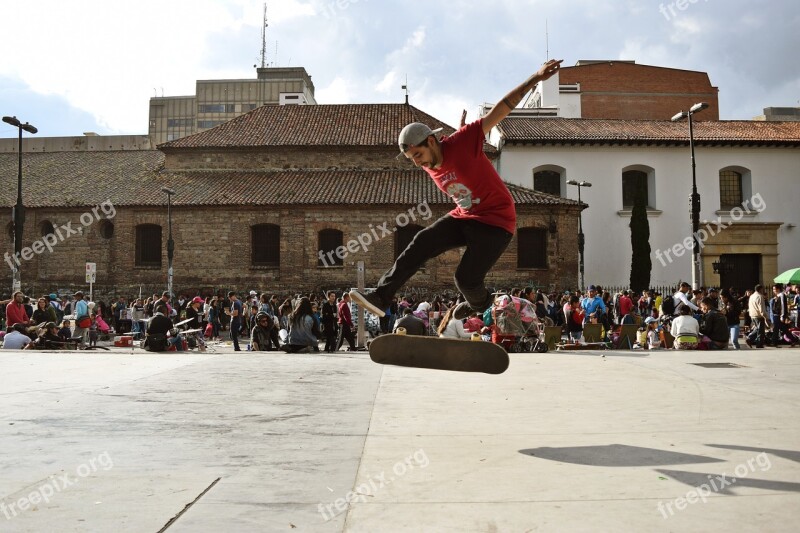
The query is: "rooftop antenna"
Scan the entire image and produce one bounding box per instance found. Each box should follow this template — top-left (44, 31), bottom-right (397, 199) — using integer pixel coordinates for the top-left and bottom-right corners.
top-left (274, 41), bottom-right (278, 67)
top-left (260, 3), bottom-right (268, 68)
top-left (545, 19), bottom-right (549, 61)
top-left (401, 75), bottom-right (409, 105)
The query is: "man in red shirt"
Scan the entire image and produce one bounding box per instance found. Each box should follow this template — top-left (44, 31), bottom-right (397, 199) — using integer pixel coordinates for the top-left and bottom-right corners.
top-left (351, 59), bottom-right (563, 319)
top-left (618, 290), bottom-right (634, 324)
top-left (6, 291), bottom-right (32, 328)
top-left (337, 292), bottom-right (357, 351)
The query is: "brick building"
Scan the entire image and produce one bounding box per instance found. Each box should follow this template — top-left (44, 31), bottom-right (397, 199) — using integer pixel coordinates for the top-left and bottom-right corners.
top-left (0, 104), bottom-right (582, 301)
top-left (522, 60), bottom-right (720, 121)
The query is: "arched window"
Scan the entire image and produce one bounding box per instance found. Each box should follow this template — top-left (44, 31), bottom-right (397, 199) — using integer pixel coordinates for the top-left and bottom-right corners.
top-left (318, 229), bottom-right (344, 267)
top-left (99, 220), bottom-right (115, 239)
top-left (135, 224), bottom-right (162, 267)
top-left (251, 224), bottom-right (280, 267)
top-left (40, 221), bottom-right (55, 238)
top-left (719, 169), bottom-right (744, 209)
top-left (532, 165), bottom-right (565, 197)
top-left (622, 170), bottom-right (648, 208)
top-left (517, 227), bottom-right (548, 269)
top-left (395, 224), bottom-right (424, 260)
top-left (533, 170), bottom-right (561, 196)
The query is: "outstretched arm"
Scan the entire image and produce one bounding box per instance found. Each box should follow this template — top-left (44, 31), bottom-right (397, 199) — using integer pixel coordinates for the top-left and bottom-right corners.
top-left (482, 59), bottom-right (563, 135)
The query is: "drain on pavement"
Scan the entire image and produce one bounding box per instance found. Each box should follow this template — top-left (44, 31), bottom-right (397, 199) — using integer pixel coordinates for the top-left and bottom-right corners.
top-left (689, 363), bottom-right (748, 368)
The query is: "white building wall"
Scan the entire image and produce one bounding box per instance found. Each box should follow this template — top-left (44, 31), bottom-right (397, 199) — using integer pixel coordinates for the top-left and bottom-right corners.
top-left (498, 144), bottom-right (800, 287)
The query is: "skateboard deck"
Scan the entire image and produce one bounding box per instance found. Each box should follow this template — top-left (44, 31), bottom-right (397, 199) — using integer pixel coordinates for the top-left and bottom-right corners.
top-left (369, 334), bottom-right (509, 374)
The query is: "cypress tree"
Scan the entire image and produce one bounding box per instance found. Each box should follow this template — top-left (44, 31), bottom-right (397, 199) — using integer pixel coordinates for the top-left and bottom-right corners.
top-left (629, 180), bottom-right (652, 292)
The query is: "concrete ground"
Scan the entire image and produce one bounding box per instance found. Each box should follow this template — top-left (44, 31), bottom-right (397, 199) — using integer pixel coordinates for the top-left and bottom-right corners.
top-left (0, 341), bottom-right (798, 532)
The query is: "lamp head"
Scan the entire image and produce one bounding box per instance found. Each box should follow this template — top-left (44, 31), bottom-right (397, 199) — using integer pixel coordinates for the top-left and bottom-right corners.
top-left (566, 180), bottom-right (578, 186)
top-left (161, 187), bottom-right (176, 195)
top-left (580, 181), bottom-right (592, 187)
top-left (671, 111), bottom-right (688, 122)
top-left (2, 116), bottom-right (21, 127)
top-left (21, 123), bottom-right (37, 134)
top-left (690, 102), bottom-right (709, 113)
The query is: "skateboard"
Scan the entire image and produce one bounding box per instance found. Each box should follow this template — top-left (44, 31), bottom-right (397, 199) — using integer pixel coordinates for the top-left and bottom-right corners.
top-left (368, 333), bottom-right (509, 374)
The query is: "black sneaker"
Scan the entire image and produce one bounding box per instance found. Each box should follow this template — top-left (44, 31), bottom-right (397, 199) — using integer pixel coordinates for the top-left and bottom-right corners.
top-left (349, 290), bottom-right (386, 317)
top-left (453, 301), bottom-right (477, 321)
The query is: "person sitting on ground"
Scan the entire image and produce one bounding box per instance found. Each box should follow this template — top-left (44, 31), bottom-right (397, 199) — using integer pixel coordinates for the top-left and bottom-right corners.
top-left (251, 311), bottom-right (275, 351)
top-left (144, 305), bottom-right (173, 352)
top-left (58, 320), bottom-right (72, 342)
top-left (644, 317), bottom-right (663, 350)
top-left (28, 322), bottom-right (64, 350)
top-left (2, 323), bottom-right (32, 350)
top-left (393, 307), bottom-right (427, 336)
top-left (32, 297), bottom-right (58, 326)
top-left (438, 305), bottom-right (471, 339)
top-left (284, 297), bottom-right (318, 353)
top-left (699, 297), bottom-right (730, 350)
top-left (671, 305), bottom-right (700, 350)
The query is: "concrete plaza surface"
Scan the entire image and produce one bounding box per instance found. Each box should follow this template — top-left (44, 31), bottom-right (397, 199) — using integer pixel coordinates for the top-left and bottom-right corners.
top-left (1, 343), bottom-right (799, 532)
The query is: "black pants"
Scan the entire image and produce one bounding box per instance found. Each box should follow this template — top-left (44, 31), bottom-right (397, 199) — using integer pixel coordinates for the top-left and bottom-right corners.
top-left (374, 215), bottom-right (513, 311)
top-left (323, 322), bottom-right (338, 352)
top-left (230, 320), bottom-right (241, 351)
top-left (338, 322), bottom-right (356, 350)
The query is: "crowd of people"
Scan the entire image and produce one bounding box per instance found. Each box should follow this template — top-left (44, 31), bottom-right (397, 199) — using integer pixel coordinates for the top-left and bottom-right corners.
top-left (1, 282), bottom-right (797, 352)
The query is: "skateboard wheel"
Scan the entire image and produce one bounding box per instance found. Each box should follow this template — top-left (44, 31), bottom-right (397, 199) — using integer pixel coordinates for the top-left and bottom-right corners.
top-left (396, 327), bottom-right (407, 335)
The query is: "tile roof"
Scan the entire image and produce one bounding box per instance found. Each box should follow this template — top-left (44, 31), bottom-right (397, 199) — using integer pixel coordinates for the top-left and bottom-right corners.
top-left (0, 151), bottom-right (577, 208)
top-left (498, 117), bottom-right (800, 146)
top-left (160, 104), bottom-right (458, 149)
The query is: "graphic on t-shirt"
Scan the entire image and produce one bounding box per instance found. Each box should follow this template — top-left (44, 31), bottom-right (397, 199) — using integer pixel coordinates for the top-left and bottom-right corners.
top-left (446, 182), bottom-right (481, 211)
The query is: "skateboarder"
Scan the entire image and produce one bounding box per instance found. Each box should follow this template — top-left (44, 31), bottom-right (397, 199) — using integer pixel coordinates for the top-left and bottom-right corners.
top-left (351, 59), bottom-right (563, 320)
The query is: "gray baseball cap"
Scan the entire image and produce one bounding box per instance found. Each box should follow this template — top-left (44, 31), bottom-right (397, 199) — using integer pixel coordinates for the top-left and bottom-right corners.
top-left (398, 122), bottom-right (443, 153)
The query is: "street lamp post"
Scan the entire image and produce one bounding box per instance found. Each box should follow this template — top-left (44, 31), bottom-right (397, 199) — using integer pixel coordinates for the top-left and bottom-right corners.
top-left (161, 187), bottom-right (176, 300)
top-left (672, 102), bottom-right (709, 290)
top-left (2, 116), bottom-right (38, 293)
top-left (566, 180), bottom-right (592, 291)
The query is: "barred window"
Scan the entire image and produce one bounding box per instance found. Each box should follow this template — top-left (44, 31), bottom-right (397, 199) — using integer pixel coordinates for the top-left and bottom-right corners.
top-left (135, 224), bottom-right (162, 267)
top-left (318, 229), bottom-right (343, 267)
top-left (719, 170), bottom-right (743, 209)
top-left (252, 224), bottom-right (280, 267)
top-left (517, 227), bottom-right (547, 269)
top-left (534, 170), bottom-right (561, 196)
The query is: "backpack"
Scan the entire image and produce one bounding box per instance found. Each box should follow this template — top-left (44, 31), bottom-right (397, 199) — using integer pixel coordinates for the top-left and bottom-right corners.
top-left (661, 296), bottom-right (676, 316)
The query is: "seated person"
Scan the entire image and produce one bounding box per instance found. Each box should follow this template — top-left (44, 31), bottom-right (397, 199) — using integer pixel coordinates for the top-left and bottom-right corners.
top-left (393, 307), bottom-right (427, 336)
top-left (2, 323), bottom-right (32, 350)
top-left (58, 320), bottom-right (73, 342)
top-left (438, 307), bottom-right (471, 339)
top-left (28, 322), bottom-right (64, 350)
top-left (699, 297), bottom-right (729, 350)
top-left (251, 312), bottom-right (274, 351)
top-left (671, 305), bottom-right (700, 350)
top-left (144, 305), bottom-right (174, 352)
top-left (645, 317), bottom-right (663, 350)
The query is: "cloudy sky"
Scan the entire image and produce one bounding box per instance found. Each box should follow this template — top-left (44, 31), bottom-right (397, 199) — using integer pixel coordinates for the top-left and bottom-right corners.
top-left (0, 0), bottom-right (796, 137)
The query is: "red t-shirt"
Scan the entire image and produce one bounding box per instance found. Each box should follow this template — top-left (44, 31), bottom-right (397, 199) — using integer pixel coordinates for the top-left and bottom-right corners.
top-left (425, 119), bottom-right (516, 234)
